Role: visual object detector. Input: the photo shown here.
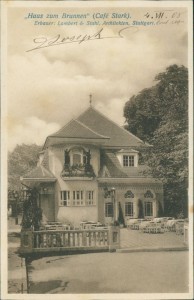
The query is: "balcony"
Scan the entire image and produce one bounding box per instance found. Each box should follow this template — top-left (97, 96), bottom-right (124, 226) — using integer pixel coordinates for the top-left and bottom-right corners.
top-left (61, 163), bottom-right (95, 179)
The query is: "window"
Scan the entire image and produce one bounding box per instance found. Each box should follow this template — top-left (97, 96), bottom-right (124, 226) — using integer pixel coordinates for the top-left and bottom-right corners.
top-left (123, 155), bottom-right (134, 167)
top-left (70, 148), bottom-right (89, 166)
top-left (86, 190), bottom-right (95, 206)
top-left (125, 202), bottom-right (134, 217)
top-left (72, 153), bottom-right (81, 165)
top-left (73, 190), bottom-right (84, 206)
top-left (60, 191), bottom-right (70, 206)
top-left (144, 202), bottom-right (153, 216)
top-left (60, 190), bottom-right (96, 206)
top-left (105, 202), bottom-right (113, 217)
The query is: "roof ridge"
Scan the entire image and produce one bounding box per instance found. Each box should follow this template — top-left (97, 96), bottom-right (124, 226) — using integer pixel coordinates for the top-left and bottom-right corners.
top-left (78, 106), bottom-right (147, 145)
top-left (76, 106), bottom-right (93, 120)
top-left (75, 119), bottom-right (110, 139)
top-left (42, 119), bottom-right (75, 149)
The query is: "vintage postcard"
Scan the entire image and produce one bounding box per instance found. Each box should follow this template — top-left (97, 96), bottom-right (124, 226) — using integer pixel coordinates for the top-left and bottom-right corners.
top-left (1, 0), bottom-right (193, 299)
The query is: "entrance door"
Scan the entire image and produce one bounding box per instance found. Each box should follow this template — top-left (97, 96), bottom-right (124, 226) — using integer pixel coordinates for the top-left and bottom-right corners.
top-left (105, 202), bottom-right (114, 224)
top-left (40, 194), bottom-right (55, 221)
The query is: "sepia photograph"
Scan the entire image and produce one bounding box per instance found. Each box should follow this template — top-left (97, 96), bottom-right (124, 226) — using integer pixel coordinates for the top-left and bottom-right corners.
top-left (1, 0), bottom-right (193, 299)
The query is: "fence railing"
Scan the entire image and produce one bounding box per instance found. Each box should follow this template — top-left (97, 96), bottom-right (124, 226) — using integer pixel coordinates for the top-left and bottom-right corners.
top-left (19, 226), bottom-right (120, 256)
top-left (34, 229), bottom-right (109, 248)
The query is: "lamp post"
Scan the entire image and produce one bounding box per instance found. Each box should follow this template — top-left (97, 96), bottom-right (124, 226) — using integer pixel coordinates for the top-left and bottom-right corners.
top-left (22, 186), bottom-right (28, 201)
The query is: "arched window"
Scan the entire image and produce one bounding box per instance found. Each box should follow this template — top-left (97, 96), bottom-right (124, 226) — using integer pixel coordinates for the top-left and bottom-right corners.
top-left (64, 147), bottom-right (90, 166)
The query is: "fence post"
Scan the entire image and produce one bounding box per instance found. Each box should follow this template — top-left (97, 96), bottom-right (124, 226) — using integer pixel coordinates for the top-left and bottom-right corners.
top-left (82, 231), bottom-right (87, 246)
top-left (108, 226), bottom-right (120, 252)
top-left (20, 229), bottom-right (34, 254)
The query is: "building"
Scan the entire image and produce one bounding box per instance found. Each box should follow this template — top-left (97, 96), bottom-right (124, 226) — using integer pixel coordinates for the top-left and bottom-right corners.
top-left (21, 105), bottom-right (163, 226)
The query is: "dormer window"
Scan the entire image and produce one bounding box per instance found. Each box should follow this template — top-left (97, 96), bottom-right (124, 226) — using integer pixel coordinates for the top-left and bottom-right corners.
top-left (116, 149), bottom-right (138, 167)
top-left (123, 155), bottom-right (134, 167)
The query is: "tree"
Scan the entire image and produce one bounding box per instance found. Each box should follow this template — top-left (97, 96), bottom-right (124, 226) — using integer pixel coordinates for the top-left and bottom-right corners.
top-left (124, 65), bottom-right (188, 217)
top-left (21, 187), bottom-right (42, 230)
top-left (118, 202), bottom-right (125, 226)
top-left (8, 144), bottom-right (42, 190)
top-left (138, 199), bottom-right (144, 219)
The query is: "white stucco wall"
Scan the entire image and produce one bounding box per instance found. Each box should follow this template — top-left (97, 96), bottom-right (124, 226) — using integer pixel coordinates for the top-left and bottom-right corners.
top-left (56, 178), bottom-right (98, 226)
top-left (98, 184), bottom-right (163, 225)
top-left (57, 206), bottom-right (98, 226)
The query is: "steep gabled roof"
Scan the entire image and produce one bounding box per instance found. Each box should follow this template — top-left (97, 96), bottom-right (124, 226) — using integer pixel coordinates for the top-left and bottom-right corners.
top-left (43, 118), bottom-right (110, 149)
top-left (77, 107), bottom-right (145, 148)
top-left (43, 106), bottom-right (148, 149)
top-left (50, 119), bottom-right (110, 139)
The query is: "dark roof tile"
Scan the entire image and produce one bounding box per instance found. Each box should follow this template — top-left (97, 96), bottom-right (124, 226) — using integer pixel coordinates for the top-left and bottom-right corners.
top-left (44, 118), bottom-right (110, 148)
top-left (78, 107), bottom-right (145, 148)
top-left (50, 119), bottom-right (109, 139)
top-left (22, 165), bottom-right (56, 181)
top-left (101, 151), bottom-right (152, 179)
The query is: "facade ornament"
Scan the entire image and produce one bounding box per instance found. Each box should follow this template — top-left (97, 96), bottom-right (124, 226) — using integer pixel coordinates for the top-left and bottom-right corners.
top-left (144, 190), bottom-right (154, 198)
top-left (124, 190), bottom-right (134, 198)
top-left (64, 149), bottom-right (70, 166)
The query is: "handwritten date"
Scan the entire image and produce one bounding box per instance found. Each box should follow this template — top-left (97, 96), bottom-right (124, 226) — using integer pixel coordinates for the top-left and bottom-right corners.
top-left (144, 10), bottom-right (185, 20)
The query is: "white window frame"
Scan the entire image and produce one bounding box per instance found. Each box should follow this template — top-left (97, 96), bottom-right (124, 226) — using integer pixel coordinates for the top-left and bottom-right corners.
top-left (72, 190), bottom-right (84, 206)
top-left (86, 190), bottom-right (95, 206)
top-left (123, 155), bottom-right (135, 167)
top-left (60, 190), bottom-right (70, 206)
top-left (59, 189), bottom-right (96, 207)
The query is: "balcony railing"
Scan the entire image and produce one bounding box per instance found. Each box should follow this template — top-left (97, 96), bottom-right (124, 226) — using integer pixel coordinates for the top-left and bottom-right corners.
top-left (61, 163), bottom-right (95, 178)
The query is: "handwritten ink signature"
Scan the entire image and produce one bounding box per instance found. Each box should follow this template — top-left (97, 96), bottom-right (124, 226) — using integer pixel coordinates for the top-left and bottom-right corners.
top-left (26, 26), bottom-right (139, 52)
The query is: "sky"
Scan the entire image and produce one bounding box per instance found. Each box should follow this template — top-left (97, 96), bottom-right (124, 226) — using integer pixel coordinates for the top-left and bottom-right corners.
top-left (6, 3), bottom-right (188, 151)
